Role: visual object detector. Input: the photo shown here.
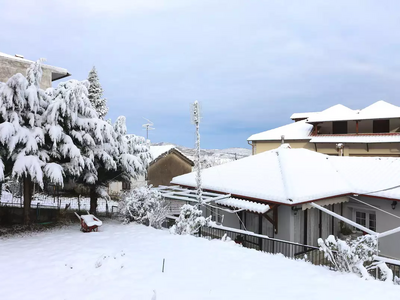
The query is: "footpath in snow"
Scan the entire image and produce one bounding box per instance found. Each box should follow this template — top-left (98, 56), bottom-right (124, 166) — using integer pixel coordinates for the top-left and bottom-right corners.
top-left (0, 222), bottom-right (397, 300)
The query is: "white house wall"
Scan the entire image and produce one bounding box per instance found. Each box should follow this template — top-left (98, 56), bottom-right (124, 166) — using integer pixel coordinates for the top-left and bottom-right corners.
top-left (344, 196), bottom-right (400, 259)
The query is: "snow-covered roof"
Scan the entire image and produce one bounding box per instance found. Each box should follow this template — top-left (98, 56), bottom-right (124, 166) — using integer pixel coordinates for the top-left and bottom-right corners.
top-left (290, 112), bottom-right (318, 120)
top-left (0, 52), bottom-right (70, 81)
top-left (216, 198), bottom-right (270, 214)
top-left (171, 144), bottom-right (400, 205)
top-left (150, 145), bottom-right (194, 165)
top-left (310, 134), bottom-right (400, 144)
top-left (150, 145), bottom-right (175, 161)
top-left (307, 101), bottom-right (400, 123)
top-left (247, 120), bottom-right (313, 141)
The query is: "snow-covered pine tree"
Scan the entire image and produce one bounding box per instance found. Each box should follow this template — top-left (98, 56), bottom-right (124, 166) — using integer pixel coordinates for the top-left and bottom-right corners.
top-left (45, 78), bottom-right (118, 213)
top-left (87, 66), bottom-right (108, 119)
top-left (44, 79), bottom-right (100, 181)
top-left (0, 60), bottom-right (64, 224)
top-left (85, 116), bottom-right (151, 214)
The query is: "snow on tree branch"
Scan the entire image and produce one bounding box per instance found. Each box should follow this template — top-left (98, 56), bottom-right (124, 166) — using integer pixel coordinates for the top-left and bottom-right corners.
top-left (87, 66), bottom-right (108, 119)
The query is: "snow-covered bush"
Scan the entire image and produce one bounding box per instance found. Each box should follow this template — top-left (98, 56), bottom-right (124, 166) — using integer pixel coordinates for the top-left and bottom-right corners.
top-left (318, 234), bottom-right (378, 279)
top-left (119, 186), bottom-right (168, 229)
top-left (170, 204), bottom-right (211, 235)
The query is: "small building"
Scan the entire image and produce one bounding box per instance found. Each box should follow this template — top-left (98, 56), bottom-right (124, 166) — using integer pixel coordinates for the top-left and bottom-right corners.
top-left (248, 101), bottom-right (400, 157)
top-left (171, 144), bottom-right (400, 259)
top-left (148, 145), bottom-right (194, 187)
top-left (0, 52), bottom-right (70, 89)
top-left (108, 145), bottom-right (193, 195)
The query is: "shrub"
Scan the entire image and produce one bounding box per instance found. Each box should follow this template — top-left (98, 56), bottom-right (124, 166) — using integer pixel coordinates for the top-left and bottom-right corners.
top-left (318, 234), bottom-right (379, 279)
top-left (170, 204), bottom-right (211, 235)
top-left (119, 186), bottom-right (169, 229)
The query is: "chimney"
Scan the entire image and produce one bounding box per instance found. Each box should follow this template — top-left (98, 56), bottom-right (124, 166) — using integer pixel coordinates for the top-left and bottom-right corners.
top-left (336, 143), bottom-right (344, 156)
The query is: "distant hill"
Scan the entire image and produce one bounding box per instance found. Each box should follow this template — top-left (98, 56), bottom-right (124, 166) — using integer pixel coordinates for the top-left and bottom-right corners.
top-left (151, 142), bottom-right (251, 168)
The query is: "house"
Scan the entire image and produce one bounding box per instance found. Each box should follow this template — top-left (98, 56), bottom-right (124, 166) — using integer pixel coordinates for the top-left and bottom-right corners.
top-left (0, 52), bottom-right (70, 89)
top-left (170, 144), bottom-right (400, 259)
top-left (248, 101), bottom-right (400, 157)
top-left (108, 145), bottom-right (194, 194)
top-left (147, 145), bottom-right (194, 187)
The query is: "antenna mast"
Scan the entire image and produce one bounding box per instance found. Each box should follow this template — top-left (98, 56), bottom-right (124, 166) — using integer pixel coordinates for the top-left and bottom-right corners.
top-left (191, 101), bottom-right (202, 208)
top-left (142, 118), bottom-right (155, 140)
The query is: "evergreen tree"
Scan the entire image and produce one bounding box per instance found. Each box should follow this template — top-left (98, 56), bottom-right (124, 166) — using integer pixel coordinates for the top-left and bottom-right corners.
top-left (0, 60), bottom-right (64, 224)
top-left (87, 66), bottom-right (108, 119)
top-left (87, 116), bottom-right (151, 214)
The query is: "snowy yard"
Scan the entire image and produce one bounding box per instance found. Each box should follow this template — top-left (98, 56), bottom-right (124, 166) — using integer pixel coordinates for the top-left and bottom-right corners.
top-left (0, 222), bottom-right (397, 300)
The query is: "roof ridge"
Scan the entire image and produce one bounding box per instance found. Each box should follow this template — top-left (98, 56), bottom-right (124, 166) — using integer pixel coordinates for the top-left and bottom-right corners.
top-left (275, 147), bottom-right (291, 202)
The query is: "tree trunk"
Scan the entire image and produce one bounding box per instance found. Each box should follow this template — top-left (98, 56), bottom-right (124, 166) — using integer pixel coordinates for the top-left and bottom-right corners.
top-left (89, 186), bottom-right (98, 215)
top-left (23, 176), bottom-right (34, 225)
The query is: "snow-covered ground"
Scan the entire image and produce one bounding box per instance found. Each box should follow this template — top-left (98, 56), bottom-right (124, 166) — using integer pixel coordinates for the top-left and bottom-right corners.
top-left (0, 222), bottom-right (398, 300)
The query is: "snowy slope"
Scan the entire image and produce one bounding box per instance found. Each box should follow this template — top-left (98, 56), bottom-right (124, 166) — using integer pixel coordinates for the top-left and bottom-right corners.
top-left (0, 223), bottom-right (398, 300)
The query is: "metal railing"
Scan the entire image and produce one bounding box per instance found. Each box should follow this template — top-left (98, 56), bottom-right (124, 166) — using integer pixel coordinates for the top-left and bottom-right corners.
top-left (163, 217), bottom-right (333, 267)
top-left (164, 217), bottom-right (400, 281)
top-left (198, 224), bottom-right (333, 267)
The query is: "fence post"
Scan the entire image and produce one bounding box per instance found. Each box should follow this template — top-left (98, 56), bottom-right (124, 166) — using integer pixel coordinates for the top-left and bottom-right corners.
top-left (36, 203), bottom-right (39, 222)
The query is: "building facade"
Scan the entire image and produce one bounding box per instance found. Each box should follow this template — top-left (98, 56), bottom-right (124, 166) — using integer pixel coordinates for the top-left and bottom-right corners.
top-left (248, 101), bottom-right (400, 157)
top-left (0, 52), bottom-right (70, 89)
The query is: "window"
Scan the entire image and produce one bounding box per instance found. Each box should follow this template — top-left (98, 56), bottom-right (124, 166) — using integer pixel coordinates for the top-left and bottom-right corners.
top-left (332, 121), bottom-right (348, 134)
top-left (354, 210), bottom-right (376, 232)
top-left (122, 181), bottom-right (131, 190)
top-left (373, 119), bottom-right (389, 133)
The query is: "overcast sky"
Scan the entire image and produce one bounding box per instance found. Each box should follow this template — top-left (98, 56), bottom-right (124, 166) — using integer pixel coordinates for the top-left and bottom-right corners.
top-left (2, 0), bottom-right (400, 149)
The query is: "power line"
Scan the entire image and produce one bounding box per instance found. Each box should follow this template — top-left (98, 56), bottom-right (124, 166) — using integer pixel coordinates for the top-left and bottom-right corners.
top-left (349, 196), bottom-right (400, 220)
top-left (359, 183), bottom-right (400, 196)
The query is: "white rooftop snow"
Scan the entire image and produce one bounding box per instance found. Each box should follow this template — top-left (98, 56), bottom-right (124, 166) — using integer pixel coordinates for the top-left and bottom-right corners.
top-left (216, 198), bottom-right (270, 213)
top-left (249, 101), bottom-right (400, 142)
top-left (247, 120), bottom-right (313, 141)
top-left (307, 101), bottom-right (400, 123)
top-left (171, 144), bottom-right (400, 204)
top-left (290, 112), bottom-right (317, 120)
top-left (150, 145), bottom-right (175, 161)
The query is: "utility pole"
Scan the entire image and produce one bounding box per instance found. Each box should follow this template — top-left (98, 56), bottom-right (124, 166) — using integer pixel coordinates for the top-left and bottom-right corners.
top-left (191, 101), bottom-right (202, 208)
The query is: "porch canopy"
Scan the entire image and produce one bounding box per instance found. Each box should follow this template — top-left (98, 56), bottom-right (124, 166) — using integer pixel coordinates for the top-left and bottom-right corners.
top-left (171, 144), bottom-right (400, 207)
top-left (155, 185), bottom-right (270, 214)
top-left (155, 185), bottom-right (230, 203)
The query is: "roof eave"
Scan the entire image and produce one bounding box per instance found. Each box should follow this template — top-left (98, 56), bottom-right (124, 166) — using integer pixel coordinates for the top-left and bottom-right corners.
top-left (171, 184), bottom-right (400, 206)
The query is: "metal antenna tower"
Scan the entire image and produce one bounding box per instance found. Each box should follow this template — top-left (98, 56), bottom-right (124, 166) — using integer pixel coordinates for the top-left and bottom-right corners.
top-left (142, 118), bottom-right (155, 140)
top-left (191, 101), bottom-right (202, 208)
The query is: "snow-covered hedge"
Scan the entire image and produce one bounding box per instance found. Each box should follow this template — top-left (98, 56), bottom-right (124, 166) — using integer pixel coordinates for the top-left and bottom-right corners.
top-left (119, 186), bottom-right (168, 229)
top-left (170, 204), bottom-right (211, 235)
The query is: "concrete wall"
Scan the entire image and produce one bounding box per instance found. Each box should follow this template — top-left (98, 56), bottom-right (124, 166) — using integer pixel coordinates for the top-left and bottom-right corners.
top-left (148, 152), bottom-right (193, 187)
top-left (0, 56), bottom-right (52, 89)
top-left (253, 140), bottom-right (400, 157)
